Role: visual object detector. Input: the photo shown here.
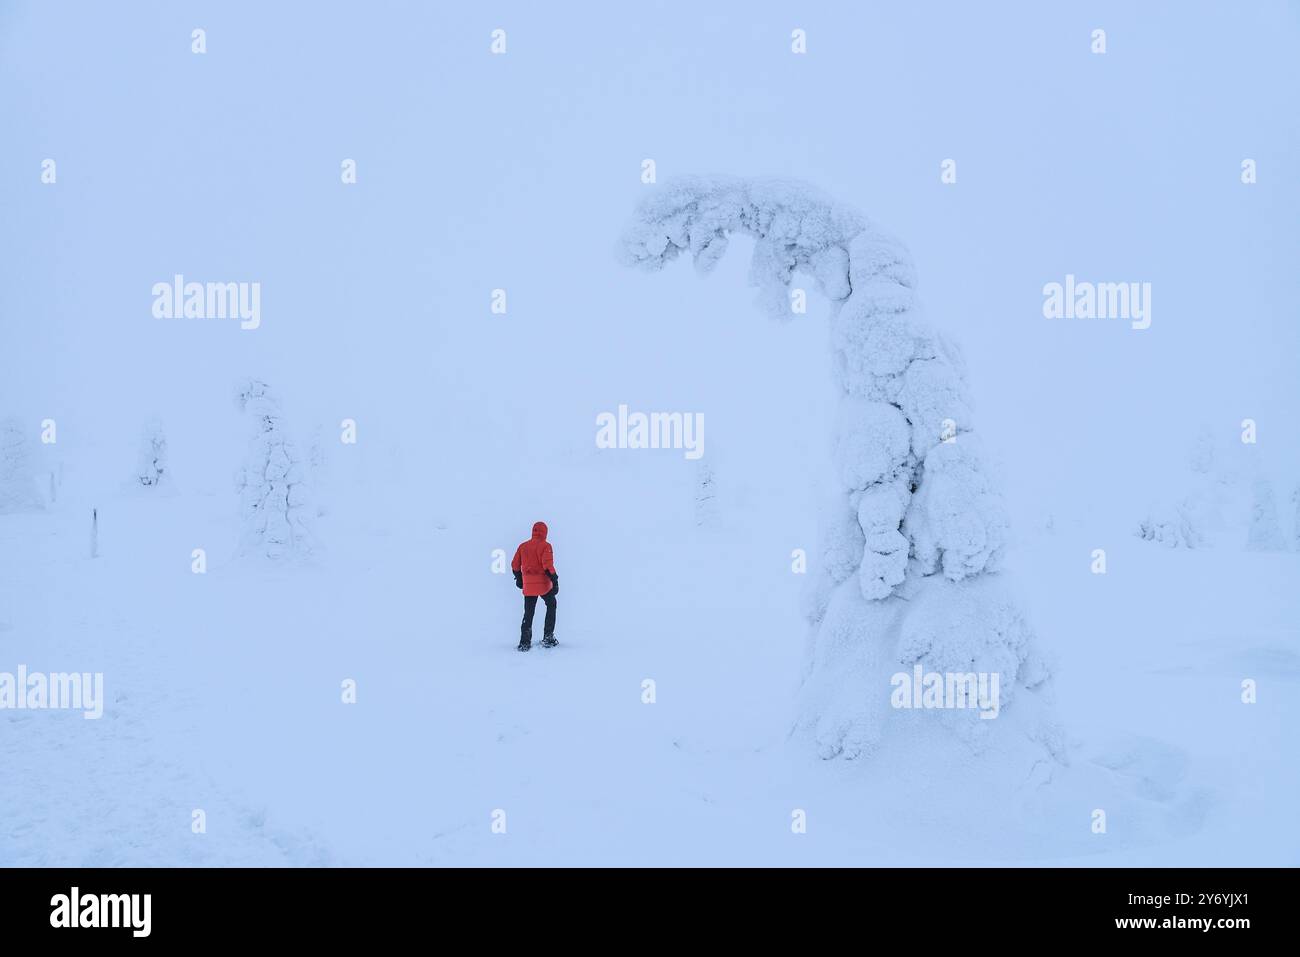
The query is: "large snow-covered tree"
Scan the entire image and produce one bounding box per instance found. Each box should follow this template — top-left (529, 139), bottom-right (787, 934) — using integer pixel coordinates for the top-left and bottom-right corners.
top-left (234, 379), bottom-right (315, 559)
top-left (620, 177), bottom-right (1060, 763)
top-left (0, 417), bottom-right (43, 513)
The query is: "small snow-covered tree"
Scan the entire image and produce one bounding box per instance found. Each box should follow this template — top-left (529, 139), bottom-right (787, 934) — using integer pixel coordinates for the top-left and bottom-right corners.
top-left (234, 379), bottom-right (315, 559)
top-left (307, 423), bottom-right (330, 518)
top-left (1246, 478), bottom-right (1286, 551)
top-left (694, 459), bottom-right (717, 526)
top-left (0, 417), bottom-right (43, 513)
top-left (1136, 504), bottom-right (1197, 548)
top-left (621, 178), bottom-right (1058, 764)
top-left (1292, 483), bottom-right (1300, 551)
top-left (136, 419), bottom-right (168, 487)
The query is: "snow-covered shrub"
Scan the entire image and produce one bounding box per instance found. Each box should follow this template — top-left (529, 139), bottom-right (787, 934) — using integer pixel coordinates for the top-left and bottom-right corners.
top-left (1136, 502), bottom-right (1205, 548)
top-left (1134, 427), bottom-right (1251, 550)
top-left (136, 419), bottom-right (168, 487)
top-left (234, 379), bottom-right (315, 559)
top-left (0, 418), bottom-right (43, 513)
top-left (621, 177), bottom-right (1055, 764)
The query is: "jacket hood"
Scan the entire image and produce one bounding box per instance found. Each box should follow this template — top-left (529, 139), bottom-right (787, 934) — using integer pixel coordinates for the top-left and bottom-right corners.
top-left (531, 521), bottom-right (548, 540)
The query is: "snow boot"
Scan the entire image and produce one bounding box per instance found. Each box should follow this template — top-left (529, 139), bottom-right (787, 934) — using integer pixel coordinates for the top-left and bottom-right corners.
top-left (541, 634), bottom-right (558, 648)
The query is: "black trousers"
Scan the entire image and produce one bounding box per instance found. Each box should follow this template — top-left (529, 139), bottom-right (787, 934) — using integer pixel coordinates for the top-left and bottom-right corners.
top-left (521, 592), bottom-right (557, 641)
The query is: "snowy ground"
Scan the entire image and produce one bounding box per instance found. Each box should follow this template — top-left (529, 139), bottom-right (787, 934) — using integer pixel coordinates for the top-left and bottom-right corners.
top-left (3, 455), bottom-right (1296, 866)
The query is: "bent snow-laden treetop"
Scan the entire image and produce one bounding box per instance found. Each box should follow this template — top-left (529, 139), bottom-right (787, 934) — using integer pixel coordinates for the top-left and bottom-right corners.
top-left (620, 176), bottom-right (1007, 602)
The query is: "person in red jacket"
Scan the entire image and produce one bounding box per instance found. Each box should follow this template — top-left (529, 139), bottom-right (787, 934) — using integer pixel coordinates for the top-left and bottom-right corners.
top-left (511, 521), bottom-right (559, 651)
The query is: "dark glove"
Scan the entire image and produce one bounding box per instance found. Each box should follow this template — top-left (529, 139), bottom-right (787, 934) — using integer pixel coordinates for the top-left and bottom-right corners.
top-left (547, 573), bottom-right (559, 596)
top-left (513, 570), bottom-right (523, 589)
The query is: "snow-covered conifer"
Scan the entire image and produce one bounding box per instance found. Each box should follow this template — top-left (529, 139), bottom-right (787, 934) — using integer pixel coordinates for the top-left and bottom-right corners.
top-left (233, 379), bottom-right (315, 559)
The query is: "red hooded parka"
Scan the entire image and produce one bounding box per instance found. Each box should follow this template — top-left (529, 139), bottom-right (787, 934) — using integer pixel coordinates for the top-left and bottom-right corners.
top-left (512, 521), bottom-right (557, 596)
